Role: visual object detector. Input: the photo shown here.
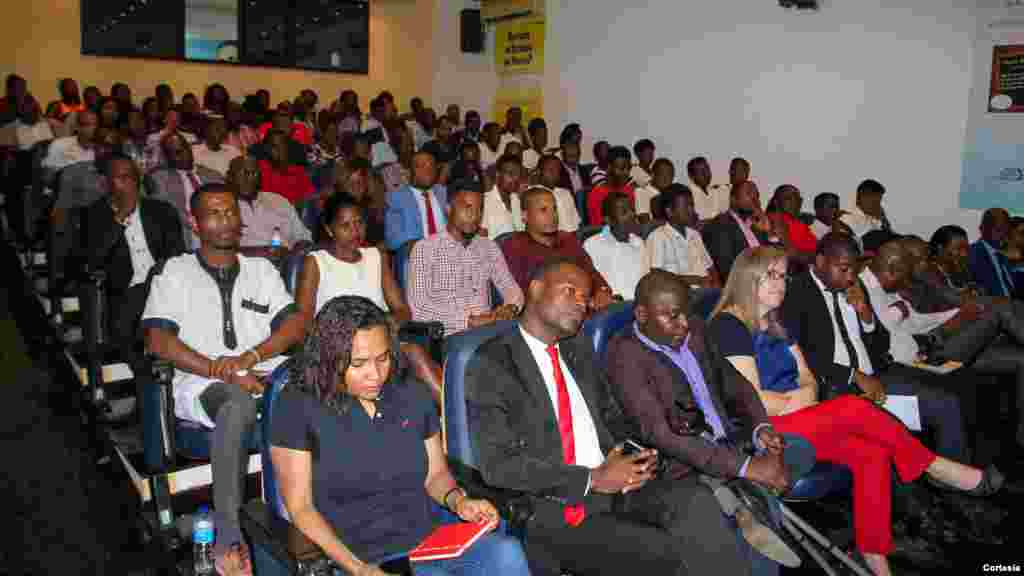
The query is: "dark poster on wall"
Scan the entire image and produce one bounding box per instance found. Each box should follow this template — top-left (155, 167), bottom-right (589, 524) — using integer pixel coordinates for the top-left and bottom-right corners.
top-left (989, 45), bottom-right (1024, 113)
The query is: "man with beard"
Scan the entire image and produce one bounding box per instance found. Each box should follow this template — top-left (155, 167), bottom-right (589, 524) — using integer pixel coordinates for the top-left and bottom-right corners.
top-left (143, 183), bottom-right (305, 576)
top-left (701, 180), bottom-right (774, 280)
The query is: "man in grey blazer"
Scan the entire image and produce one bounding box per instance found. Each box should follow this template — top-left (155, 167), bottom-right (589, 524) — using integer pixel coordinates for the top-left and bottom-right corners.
top-left (144, 131), bottom-right (223, 247)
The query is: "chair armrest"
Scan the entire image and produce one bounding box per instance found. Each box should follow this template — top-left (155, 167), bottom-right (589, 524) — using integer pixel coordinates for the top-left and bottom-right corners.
top-left (447, 459), bottom-right (535, 532)
top-left (240, 500), bottom-right (334, 575)
top-left (142, 356), bottom-right (177, 474)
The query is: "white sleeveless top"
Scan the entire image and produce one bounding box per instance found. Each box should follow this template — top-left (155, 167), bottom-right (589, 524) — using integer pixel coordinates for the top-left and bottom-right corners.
top-left (310, 248), bottom-right (387, 314)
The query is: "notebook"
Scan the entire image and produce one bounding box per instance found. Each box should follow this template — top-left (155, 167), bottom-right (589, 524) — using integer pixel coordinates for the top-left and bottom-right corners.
top-left (408, 518), bottom-right (499, 562)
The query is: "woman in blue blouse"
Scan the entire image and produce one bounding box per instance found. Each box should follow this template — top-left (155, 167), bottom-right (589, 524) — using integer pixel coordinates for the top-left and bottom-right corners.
top-left (270, 296), bottom-right (530, 576)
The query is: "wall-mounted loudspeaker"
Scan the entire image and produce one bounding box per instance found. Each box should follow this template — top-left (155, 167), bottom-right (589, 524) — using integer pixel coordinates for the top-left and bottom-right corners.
top-left (460, 9), bottom-right (483, 53)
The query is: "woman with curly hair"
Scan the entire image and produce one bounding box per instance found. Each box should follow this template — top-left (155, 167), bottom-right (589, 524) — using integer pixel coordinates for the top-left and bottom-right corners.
top-left (270, 296), bottom-right (531, 576)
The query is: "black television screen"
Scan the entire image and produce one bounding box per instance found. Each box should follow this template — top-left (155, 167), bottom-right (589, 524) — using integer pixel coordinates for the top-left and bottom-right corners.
top-left (80, 0), bottom-right (369, 74)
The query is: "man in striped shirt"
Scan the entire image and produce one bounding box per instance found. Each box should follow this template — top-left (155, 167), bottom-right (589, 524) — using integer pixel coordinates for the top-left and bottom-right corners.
top-left (408, 179), bottom-right (524, 336)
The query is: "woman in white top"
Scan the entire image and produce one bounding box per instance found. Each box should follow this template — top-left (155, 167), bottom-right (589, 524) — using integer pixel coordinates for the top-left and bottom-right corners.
top-left (295, 191), bottom-right (443, 403)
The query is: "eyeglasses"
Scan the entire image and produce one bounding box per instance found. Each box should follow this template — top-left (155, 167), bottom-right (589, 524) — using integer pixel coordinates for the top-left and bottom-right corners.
top-left (762, 270), bottom-right (790, 283)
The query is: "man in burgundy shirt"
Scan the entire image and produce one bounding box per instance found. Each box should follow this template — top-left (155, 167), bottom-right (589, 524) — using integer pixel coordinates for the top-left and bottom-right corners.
top-left (257, 129), bottom-right (314, 205)
top-left (501, 186), bottom-right (615, 310)
top-left (587, 145), bottom-right (635, 225)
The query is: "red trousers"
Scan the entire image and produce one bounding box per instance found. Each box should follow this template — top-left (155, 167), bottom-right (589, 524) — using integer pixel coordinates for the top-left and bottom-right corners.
top-left (771, 396), bottom-right (936, 554)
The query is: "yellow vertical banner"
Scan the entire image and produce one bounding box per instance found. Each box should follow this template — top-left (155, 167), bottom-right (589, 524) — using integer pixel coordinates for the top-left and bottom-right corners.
top-left (494, 86), bottom-right (544, 124)
top-left (495, 18), bottom-right (545, 75)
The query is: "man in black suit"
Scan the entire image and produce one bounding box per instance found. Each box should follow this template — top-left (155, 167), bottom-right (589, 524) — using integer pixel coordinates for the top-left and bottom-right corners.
top-left (465, 258), bottom-right (688, 576)
top-left (75, 152), bottom-right (185, 391)
top-left (701, 181), bottom-right (774, 279)
top-left (781, 233), bottom-right (969, 461)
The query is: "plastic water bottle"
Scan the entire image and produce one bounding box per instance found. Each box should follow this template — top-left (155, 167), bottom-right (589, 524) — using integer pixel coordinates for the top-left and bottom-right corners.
top-left (193, 506), bottom-right (215, 575)
top-left (270, 226), bottom-right (283, 249)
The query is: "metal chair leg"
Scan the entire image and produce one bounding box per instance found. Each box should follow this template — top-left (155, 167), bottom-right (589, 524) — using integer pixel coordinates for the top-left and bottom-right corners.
top-left (781, 515), bottom-right (839, 576)
top-left (780, 503), bottom-right (874, 576)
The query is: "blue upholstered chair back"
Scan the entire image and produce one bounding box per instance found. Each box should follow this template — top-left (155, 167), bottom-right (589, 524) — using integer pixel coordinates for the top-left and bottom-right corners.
top-left (393, 240), bottom-right (416, 294)
top-left (261, 361), bottom-right (296, 519)
top-left (582, 301), bottom-right (635, 365)
top-left (443, 320), bottom-right (518, 467)
top-left (282, 244), bottom-right (314, 295)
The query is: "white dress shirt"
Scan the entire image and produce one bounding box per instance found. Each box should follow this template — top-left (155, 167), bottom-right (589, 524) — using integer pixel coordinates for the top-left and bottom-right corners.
top-left (646, 224), bottom-right (713, 277)
top-left (482, 185), bottom-right (522, 239)
top-left (840, 207), bottom-right (882, 239)
top-left (859, 268), bottom-right (958, 364)
top-left (192, 143), bottom-right (241, 177)
top-left (809, 269), bottom-right (876, 375)
top-left (42, 136), bottom-right (94, 172)
top-left (811, 219), bottom-right (831, 239)
top-left (15, 120), bottom-right (54, 150)
top-left (630, 165), bottom-right (652, 188)
top-left (551, 186), bottom-right (581, 233)
top-left (634, 185), bottom-right (659, 217)
top-left (584, 230), bottom-right (650, 298)
top-left (479, 143), bottom-right (502, 169)
top-left (522, 148), bottom-right (541, 171)
top-left (687, 178), bottom-right (728, 221)
top-left (122, 206), bottom-right (156, 287)
top-left (519, 325), bottom-right (604, 469)
top-left (411, 186), bottom-right (447, 237)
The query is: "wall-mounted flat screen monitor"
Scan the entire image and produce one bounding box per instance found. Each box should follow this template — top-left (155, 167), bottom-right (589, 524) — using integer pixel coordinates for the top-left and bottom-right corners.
top-left (80, 0), bottom-right (369, 74)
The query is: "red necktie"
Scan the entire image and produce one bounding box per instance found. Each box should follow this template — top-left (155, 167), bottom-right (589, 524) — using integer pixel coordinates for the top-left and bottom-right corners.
top-left (423, 190), bottom-right (438, 236)
top-left (547, 345), bottom-right (585, 526)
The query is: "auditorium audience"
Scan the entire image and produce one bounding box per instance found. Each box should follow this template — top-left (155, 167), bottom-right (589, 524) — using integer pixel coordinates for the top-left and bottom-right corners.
top-left (559, 140), bottom-right (587, 197)
top-left (780, 233), bottom-right (970, 462)
top-left (728, 157), bottom-right (751, 191)
top-left (969, 208), bottom-right (1016, 299)
top-left (408, 180), bottom-right (523, 336)
top-left (143, 183), bottom-right (305, 576)
top-left (766, 184), bottom-right (816, 258)
top-left (636, 157), bottom-right (674, 222)
top-left (499, 106), bottom-right (527, 153)
top-left (587, 145), bottom-right (635, 225)
top-left (500, 186), bottom-right (614, 309)
top-left (481, 154), bottom-right (524, 239)
top-left (610, 270), bottom-right (813, 575)
top-left (294, 192), bottom-right (443, 403)
top-left (271, 295), bottom-right (530, 576)
top-left (384, 150), bottom-right (446, 250)
top-left (226, 156), bottom-right (310, 250)
top-left (193, 116), bottom-right (241, 178)
top-left (52, 125), bottom-right (122, 228)
top-left (53, 77), bottom-right (86, 120)
top-left (522, 118), bottom-right (548, 171)
top-left (647, 184), bottom-right (718, 288)
top-left (464, 259), bottom-right (688, 576)
top-left (711, 246), bottom-right (1010, 576)
top-left (479, 122), bottom-right (503, 169)
top-left (584, 192), bottom-right (650, 299)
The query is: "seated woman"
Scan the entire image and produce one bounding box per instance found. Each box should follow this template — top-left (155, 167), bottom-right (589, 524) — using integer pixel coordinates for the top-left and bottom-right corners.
top-left (296, 192), bottom-right (444, 404)
top-left (317, 158), bottom-right (386, 247)
top-left (271, 296), bottom-right (530, 576)
top-left (707, 246), bottom-right (1008, 576)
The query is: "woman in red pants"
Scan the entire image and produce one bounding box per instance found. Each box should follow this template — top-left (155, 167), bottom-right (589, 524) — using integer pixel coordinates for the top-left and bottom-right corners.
top-left (706, 246), bottom-right (1006, 576)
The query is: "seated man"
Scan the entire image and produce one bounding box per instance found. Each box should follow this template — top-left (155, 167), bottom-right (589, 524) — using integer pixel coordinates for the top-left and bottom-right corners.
top-left (588, 145), bottom-right (635, 225)
top-left (465, 259), bottom-right (687, 576)
top-left (647, 184), bottom-right (719, 288)
top-left (144, 131), bottom-right (223, 245)
top-left (685, 156), bottom-right (727, 224)
top-left (782, 233), bottom-right (970, 461)
top-left (227, 156), bottom-right (310, 252)
top-left (407, 179), bottom-right (523, 336)
top-left (701, 181), bottom-right (773, 280)
top-left (257, 129), bottom-right (315, 206)
top-left (42, 108), bottom-right (98, 186)
top-left (584, 192), bottom-right (650, 300)
top-left (608, 270), bottom-right (812, 575)
top-left (630, 139), bottom-right (656, 189)
top-left (74, 152), bottom-right (184, 397)
top-left (536, 154), bottom-right (581, 233)
top-left (635, 157), bottom-right (674, 223)
top-left (865, 238), bottom-right (1024, 449)
top-left (192, 116), bottom-right (241, 178)
top-left (521, 117), bottom-right (548, 171)
top-left (969, 208), bottom-right (1017, 299)
top-left (839, 179), bottom-right (891, 240)
top-left (810, 192), bottom-right (853, 240)
top-left (384, 150), bottom-right (447, 250)
top-left (500, 186), bottom-right (615, 309)
top-left (480, 154), bottom-right (523, 239)
top-left (52, 125), bottom-right (122, 230)
top-left (142, 183), bottom-right (305, 575)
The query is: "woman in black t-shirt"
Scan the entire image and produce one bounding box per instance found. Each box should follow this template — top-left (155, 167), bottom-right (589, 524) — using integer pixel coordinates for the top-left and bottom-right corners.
top-left (270, 296), bottom-right (529, 576)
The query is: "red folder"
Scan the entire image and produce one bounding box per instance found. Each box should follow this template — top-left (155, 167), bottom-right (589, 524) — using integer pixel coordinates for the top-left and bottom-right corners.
top-left (408, 519), bottom-right (499, 562)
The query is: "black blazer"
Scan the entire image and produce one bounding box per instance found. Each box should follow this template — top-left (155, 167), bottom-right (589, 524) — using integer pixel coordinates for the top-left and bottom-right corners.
top-left (465, 327), bottom-right (616, 526)
top-left (75, 197), bottom-right (186, 296)
top-left (780, 270), bottom-right (890, 399)
top-left (700, 212), bottom-right (768, 280)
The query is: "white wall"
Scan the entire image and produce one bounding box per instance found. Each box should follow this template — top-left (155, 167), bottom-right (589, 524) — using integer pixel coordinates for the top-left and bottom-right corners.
top-left (434, 0), bottom-right (982, 239)
top-left (432, 1), bottom-right (500, 119)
